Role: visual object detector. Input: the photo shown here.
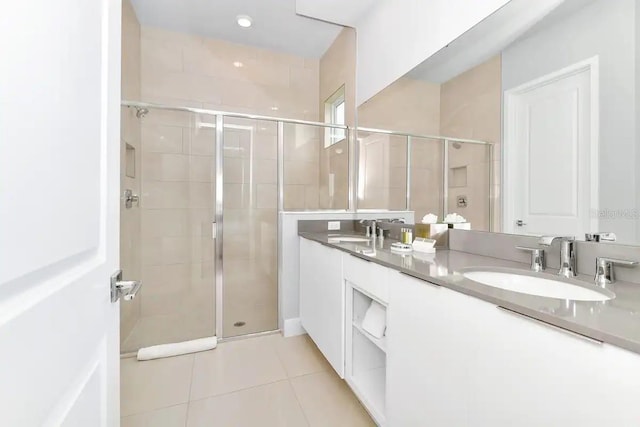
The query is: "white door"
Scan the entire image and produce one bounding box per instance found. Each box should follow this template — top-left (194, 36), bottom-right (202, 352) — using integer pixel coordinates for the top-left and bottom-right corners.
top-left (0, 0), bottom-right (122, 426)
top-left (504, 58), bottom-right (598, 237)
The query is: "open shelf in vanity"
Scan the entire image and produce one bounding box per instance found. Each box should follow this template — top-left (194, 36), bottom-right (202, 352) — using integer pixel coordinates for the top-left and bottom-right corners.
top-left (347, 282), bottom-right (387, 425)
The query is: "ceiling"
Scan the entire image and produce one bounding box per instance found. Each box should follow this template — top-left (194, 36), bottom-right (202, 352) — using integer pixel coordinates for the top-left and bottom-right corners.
top-left (130, 0), bottom-right (344, 58)
top-left (295, 0), bottom-right (377, 27)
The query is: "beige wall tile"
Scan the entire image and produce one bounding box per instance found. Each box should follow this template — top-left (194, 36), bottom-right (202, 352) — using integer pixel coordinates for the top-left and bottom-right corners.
top-left (141, 209), bottom-right (189, 238)
top-left (284, 160), bottom-right (319, 186)
top-left (185, 128), bottom-right (215, 156)
top-left (141, 124), bottom-right (183, 154)
top-left (253, 159), bottom-right (277, 184)
top-left (358, 77), bottom-right (441, 135)
top-left (142, 181), bottom-right (189, 209)
top-left (142, 153), bottom-right (189, 182)
top-left (189, 155), bottom-right (214, 182)
top-left (257, 184), bottom-right (277, 209)
top-left (284, 185), bottom-right (305, 210)
top-left (189, 182), bottom-right (214, 209)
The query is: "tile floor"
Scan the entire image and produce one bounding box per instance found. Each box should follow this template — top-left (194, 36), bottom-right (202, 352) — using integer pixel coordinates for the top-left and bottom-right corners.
top-left (121, 333), bottom-right (375, 426)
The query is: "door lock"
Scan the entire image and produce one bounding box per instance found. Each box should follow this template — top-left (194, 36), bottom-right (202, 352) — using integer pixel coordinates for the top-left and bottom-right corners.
top-left (111, 270), bottom-right (142, 303)
top-left (516, 219), bottom-right (527, 227)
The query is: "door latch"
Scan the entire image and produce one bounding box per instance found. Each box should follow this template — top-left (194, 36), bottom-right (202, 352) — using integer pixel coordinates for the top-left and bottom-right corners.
top-left (111, 270), bottom-right (142, 303)
top-left (516, 219), bottom-right (527, 227)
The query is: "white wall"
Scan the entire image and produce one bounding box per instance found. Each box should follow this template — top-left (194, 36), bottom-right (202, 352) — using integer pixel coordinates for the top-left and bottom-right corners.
top-left (502, 0), bottom-right (638, 243)
top-left (279, 211), bottom-right (414, 336)
top-left (356, 0), bottom-right (510, 105)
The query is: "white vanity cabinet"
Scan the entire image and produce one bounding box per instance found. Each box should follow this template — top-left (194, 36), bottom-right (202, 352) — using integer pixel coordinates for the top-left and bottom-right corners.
top-left (386, 270), bottom-right (478, 426)
top-left (387, 270), bottom-right (640, 427)
top-left (299, 237), bottom-right (345, 377)
top-left (468, 305), bottom-right (640, 426)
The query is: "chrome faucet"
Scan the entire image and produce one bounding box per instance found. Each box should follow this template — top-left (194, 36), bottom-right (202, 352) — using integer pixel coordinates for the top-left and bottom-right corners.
top-left (539, 236), bottom-right (577, 278)
top-left (359, 219), bottom-right (376, 238)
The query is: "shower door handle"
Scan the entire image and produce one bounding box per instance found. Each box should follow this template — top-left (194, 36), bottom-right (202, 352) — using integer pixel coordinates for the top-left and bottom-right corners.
top-left (212, 222), bottom-right (217, 239)
top-left (110, 270), bottom-right (142, 302)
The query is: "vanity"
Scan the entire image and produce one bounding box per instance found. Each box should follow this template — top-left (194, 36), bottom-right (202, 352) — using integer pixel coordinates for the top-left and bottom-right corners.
top-left (299, 225), bottom-right (640, 427)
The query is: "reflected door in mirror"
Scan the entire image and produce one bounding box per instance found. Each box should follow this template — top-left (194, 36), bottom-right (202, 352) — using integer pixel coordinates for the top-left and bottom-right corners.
top-left (505, 60), bottom-right (597, 237)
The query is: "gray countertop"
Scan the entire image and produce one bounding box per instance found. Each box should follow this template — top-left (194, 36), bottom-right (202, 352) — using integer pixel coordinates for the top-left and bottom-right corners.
top-left (299, 232), bottom-right (640, 355)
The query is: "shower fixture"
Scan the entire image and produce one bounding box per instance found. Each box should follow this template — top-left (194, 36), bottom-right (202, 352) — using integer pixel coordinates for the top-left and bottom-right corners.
top-left (134, 107), bottom-right (149, 118)
top-left (451, 142), bottom-right (462, 149)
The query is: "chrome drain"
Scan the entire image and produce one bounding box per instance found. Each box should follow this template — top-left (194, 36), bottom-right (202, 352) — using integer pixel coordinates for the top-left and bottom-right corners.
top-left (233, 321), bottom-right (246, 327)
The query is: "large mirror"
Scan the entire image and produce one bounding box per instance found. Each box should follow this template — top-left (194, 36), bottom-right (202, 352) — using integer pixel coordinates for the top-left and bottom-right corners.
top-left (358, 0), bottom-right (640, 245)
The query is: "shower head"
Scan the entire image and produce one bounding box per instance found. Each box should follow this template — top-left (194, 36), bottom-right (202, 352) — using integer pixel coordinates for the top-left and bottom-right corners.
top-left (135, 107), bottom-right (149, 118)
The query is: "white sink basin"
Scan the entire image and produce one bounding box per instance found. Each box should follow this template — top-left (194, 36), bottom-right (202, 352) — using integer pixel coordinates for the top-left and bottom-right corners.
top-left (327, 236), bottom-right (371, 243)
top-left (462, 270), bottom-right (614, 301)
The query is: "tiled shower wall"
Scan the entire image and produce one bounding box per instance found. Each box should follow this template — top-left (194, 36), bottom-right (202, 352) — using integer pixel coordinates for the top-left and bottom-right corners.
top-left (140, 26), bottom-right (324, 211)
top-left (120, 0), bottom-right (142, 344)
top-left (441, 55), bottom-right (501, 231)
top-left (127, 25), bottom-right (328, 346)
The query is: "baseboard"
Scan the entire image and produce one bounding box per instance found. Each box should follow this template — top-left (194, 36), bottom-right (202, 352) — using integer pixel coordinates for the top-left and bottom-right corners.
top-left (283, 318), bottom-right (306, 337)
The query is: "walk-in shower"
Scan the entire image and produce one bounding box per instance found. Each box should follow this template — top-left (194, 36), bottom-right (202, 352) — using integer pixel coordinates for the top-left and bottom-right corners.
top-left (119, 101), bottom-right (352, 352)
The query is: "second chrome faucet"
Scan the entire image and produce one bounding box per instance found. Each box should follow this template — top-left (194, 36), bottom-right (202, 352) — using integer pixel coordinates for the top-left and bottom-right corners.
top-left (517, 235), bottom-right (576, 277)
top-left (539, 236), bottom-right (577, 278)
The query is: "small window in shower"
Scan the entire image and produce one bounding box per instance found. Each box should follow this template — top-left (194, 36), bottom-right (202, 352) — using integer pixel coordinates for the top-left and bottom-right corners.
top-left (324, 85), bottom-right (346, 147)
top-left (125, 143), bottom-right (136, 178)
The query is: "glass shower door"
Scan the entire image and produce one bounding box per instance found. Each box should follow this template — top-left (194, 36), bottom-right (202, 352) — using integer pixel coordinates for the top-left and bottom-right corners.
top-left (220, 117), bottom-right (278, 338)
top-left (120, 106), bottom-right (217, 353)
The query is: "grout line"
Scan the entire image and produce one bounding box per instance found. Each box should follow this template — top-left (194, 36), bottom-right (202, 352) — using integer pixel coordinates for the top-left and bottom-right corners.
top-left (184, 353), bottom-right (197, 427)
top-left (289, 378), bottom-right (312, 427)
top-left (121, 402), bottom-right (189, 421)
top-left (187, 378), bottom-right (290, 405)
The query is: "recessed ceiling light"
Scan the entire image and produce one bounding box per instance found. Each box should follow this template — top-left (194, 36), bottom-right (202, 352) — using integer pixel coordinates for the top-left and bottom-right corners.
top-left (270, 106), bottom-right (279, 111)
top-left (233, 61), bottom-right (244, 68)
top-left (236, 15), bottom-right (252, 28)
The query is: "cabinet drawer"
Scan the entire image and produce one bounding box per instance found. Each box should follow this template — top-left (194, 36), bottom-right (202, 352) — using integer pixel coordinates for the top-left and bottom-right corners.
top-left (344, 254), bottom-right (389, 303)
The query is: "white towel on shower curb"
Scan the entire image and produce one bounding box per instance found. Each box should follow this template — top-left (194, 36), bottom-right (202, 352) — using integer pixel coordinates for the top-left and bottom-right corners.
top-left (137, 336), bottom-right (218, 361)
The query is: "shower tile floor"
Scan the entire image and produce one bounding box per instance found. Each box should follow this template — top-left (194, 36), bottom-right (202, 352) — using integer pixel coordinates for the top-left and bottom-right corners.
top-left (121, 333), bottom-right (375, 427)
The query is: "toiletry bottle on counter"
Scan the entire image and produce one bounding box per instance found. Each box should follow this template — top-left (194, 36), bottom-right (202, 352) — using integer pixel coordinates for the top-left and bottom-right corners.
top-left (401, 228), bottom-right (413, 244)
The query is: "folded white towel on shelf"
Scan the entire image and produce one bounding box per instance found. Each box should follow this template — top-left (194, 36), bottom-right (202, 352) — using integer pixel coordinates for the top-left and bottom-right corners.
top-left (421, 213), bottom-right (438, 224)
top-left (361, 300), bottom-right (387, 339)
top-left (443, 213), bottom-right (467, 223)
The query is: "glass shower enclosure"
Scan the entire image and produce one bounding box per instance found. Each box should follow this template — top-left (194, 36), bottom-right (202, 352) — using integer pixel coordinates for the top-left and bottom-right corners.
top-left (119, 102), bottom-right (350, 352)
